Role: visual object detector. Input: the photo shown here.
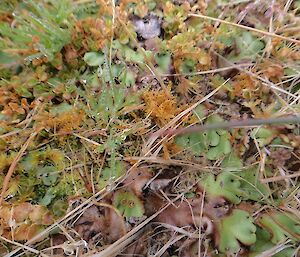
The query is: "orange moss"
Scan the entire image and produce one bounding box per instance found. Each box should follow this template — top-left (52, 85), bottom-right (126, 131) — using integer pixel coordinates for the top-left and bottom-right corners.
top-left (258, 60), bottom-right (284, 83)
top-left (35, 108), bottom-right (85, 134)
top-left (167, 31), bottom-right (211, 73)
top-left (143, 87), bottom-right (178, 125)
top-left (163, 140), bottom-right (182, 159)
top-left (232, 73), bottom-right (262, 99)
top-left (72, 17), bottom-right (113, 52)
top-left (0, 86), bottom-right (30, 117)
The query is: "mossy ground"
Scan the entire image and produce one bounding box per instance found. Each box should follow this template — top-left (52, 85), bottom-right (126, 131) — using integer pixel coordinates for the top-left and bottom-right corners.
top-left (0, 0), bottom-right (299, 256)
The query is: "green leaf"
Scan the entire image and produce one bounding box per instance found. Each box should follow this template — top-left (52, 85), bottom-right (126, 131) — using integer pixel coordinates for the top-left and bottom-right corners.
top-left (220, 135), bottom-right (232, 154)
top-left (37, 166), bottom-right (59, 186)
top-left (52, 199), bottom-right (68, 217)
top-left (258, 212), bottom-right (300, 244)
top-left (238, 167), bottom-right (270, 202)
top-left (175, 132), bottom-right (206, 155)
top-left (217, 24), bottom-right (236, 46)
top-left (175, 134), bottom-right (189, 146)
top-left (84, 52), bottom-right (105, 66)
top-left (205, 114), bottom-right (227, 135)
top-left (113, 190), bottom-right (144, 219)
top-left (113, 42), bottom-right (148, 63)
top-left (180, 58), bottom-right (197, 73)
top-left (146, 0), bottom-right (156, 10)
top-left (192, 105), bottom-right (206, 120)
top-left (119, 69), bottom-right (136, 86)
top-left (198, 172), bottom-right (246, 204)
top-left (249, 227), bottom-right (273, 255)
top-left (206, 134), bottom-right (231, 160)
top-left (217, 209), bottom-right (256, 253)
top-left (206, 114), bottom-right (224, 124)
top-left (222, 153), bottom-right (243, 171)
top-left (207, 130), bottom-right (220, 146)
top-left (155, 53), bottom-right (171, 73)
top-left (15, 86), bottom-right (33, 98)
top-left (189, 133), bottom-right (206, 154)
top-left (98, 161), bottom-right (125, 189)
top-left (250, 227), bottom-right (297, 257)
top-left (175, 114), bottom-right (231, 159)
top-left (229, 31), bottom-right (265, 62)
top-left (251, 127), bottom-right (275, 147)
top-left (39, 188), bottom-right (56, 206)
top-left (206, 145), bottom-right (222, 160)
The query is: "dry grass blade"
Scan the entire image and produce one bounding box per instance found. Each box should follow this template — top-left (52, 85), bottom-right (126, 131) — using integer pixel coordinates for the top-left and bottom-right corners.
top-left (261, 171), bottom-right (300, 183)
top-left (155, 223), bottom-right (200, 239)
top-left (73, 133), bottom-right (102, 146)
top-left (189, 13), bottom-right (300, 45)
top-left (147, 63), bottom-right (253, 77)
top-left (0, 236), bottom-right (49, 257)
top-left (154, 234), bottom-right (185, 257)
top-left (0, 131), bottom-right (37, 205)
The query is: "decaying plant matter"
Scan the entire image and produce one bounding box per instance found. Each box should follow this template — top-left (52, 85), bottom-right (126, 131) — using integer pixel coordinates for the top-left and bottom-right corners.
top-left (0, 0), bottom-right (300, 256)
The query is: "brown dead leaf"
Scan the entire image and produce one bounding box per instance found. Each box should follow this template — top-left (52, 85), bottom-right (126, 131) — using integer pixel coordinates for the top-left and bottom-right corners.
top-left (29, 205), bottom-right (53, 225)
top-left (149, 178), bottom-right (172, 191)
top-left (146, 194), bottom-right (203, 227)
top-left (13, 203), bottom-right (33, 222)
top-left (74, 204), bottom-right (126, 243)
top-left (14, 224), bottom-right (42, 241)
top-left (122, 166), bottom-right (152, 196)
top-left (0, 202), bottom-right (53, 241)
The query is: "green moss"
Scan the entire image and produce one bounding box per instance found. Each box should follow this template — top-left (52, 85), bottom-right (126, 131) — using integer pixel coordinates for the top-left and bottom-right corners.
top-left (0, 0), bottom-right (73, 62)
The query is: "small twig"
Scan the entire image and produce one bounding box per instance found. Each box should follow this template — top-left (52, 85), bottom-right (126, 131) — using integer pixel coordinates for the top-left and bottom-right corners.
top-left (261, 171), bottom-right (300, 183)
top-left (163, 115), bottom-right (300, 137)
top-left (143, 63), bottom-right (253, 78)
top-left (0, 132), bottom-right (37, 205)
top-left (0, 129), bottom-right (22, 139)
top-left (0, 235), bottom-right (49, 257)
top-left (188, 13), bottom-right (300, 45)
top-left (73, 133), bottom-right (102, 146)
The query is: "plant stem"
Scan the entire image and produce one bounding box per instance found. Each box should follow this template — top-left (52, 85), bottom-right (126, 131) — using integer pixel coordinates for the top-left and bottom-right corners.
top-left (167, 115), bottom-right (300, 136)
